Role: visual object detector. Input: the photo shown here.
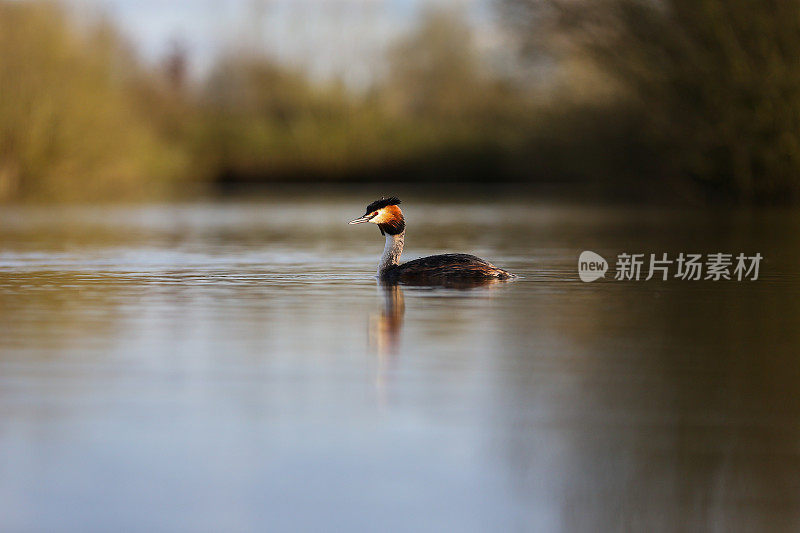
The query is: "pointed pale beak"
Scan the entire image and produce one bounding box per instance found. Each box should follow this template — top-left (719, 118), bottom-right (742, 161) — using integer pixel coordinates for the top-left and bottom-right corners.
top-left (349, 214), bottom-right (372, 225)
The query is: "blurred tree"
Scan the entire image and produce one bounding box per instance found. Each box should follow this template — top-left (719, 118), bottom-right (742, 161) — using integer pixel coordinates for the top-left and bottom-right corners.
top-left (506, 0), bottom-right (800, 202)
top-left (191, 6), bottom-right (534, 186)
top-left (197, 54), bottom-right (395, 180)
top-left (163, 40), bottom-right (189, 93)
top-left (0, 0), bottom-right (534, 199)
top-left (0, 1), bottom-right (184, 201)
top-left (384, 7), bottom-right (486, 118)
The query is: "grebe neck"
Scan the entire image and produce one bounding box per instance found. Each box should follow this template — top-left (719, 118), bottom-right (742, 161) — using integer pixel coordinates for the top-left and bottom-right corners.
top-left (378, 230), bottom-right (404, 277)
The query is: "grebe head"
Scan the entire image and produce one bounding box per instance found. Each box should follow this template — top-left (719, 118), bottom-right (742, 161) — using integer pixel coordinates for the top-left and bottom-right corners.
top-left (348, 196), bottom-right (405, 236)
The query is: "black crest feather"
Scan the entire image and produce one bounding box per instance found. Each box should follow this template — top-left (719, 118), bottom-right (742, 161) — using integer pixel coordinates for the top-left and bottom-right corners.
top-left (365, 196), bottom-right (401, 215)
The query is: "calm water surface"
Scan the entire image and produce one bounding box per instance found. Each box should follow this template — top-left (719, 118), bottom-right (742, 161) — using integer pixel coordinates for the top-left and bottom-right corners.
top-left (1, 195), bottom-right (799, 532)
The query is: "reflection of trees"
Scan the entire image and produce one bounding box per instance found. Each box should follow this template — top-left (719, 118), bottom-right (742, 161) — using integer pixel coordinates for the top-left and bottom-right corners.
top-left (0, 272), bottom-right (127, 358)
top-left (491, 258), bottom-right (800, 529)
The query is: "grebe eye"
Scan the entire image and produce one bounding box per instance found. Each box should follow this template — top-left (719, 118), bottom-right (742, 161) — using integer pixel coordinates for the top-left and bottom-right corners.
top-left (371, 211), bottom-right (378, 217)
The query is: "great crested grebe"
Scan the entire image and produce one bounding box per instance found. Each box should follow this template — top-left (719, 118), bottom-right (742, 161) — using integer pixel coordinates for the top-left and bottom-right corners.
top-left (349, 197), bottom-right (513, 283)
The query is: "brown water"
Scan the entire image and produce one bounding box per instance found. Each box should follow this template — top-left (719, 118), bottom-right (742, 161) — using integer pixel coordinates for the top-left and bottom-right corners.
top-left (1, 195), bottom-right (799, 532)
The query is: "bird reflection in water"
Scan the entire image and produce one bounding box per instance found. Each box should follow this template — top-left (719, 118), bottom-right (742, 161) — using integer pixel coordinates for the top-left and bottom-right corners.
top-left (369, 278), bottom-right (510, 402)
top-left (370, 282), bottom-right (405, 403)
top-left (370, 282), bottom-right (405, 357)
top-left (370, 278), bottom-right (505, 357)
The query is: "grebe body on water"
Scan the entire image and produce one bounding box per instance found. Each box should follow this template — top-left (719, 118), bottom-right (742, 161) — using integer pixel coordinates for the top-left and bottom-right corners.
top-left (349, 197), bottom-right (513, 284)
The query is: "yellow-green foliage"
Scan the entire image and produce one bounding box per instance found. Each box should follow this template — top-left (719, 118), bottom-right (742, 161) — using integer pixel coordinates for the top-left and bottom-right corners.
top-left (0, 2), bottom-right (525, 200)
top-left (192, 9), bottom-right (528, 183)
top-left (197, 57), bottom-right (385, 177)
top-left (0, 1), bottom-right (184, 201)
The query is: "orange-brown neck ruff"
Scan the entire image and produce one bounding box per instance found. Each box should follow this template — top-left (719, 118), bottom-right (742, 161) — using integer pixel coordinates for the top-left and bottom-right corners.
top-left (377, 205), bottom-right (404, 236)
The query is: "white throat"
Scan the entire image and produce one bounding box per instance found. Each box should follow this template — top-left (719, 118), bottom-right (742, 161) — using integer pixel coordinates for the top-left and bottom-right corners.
top-left (378, 231), bottom-right (404, 276)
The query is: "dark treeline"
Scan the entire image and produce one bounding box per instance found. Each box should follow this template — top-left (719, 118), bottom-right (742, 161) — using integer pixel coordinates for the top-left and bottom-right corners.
top-left (505, 0), bottom-right (800, 203)
top-left (2, 0), bottom-right (800, 203)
